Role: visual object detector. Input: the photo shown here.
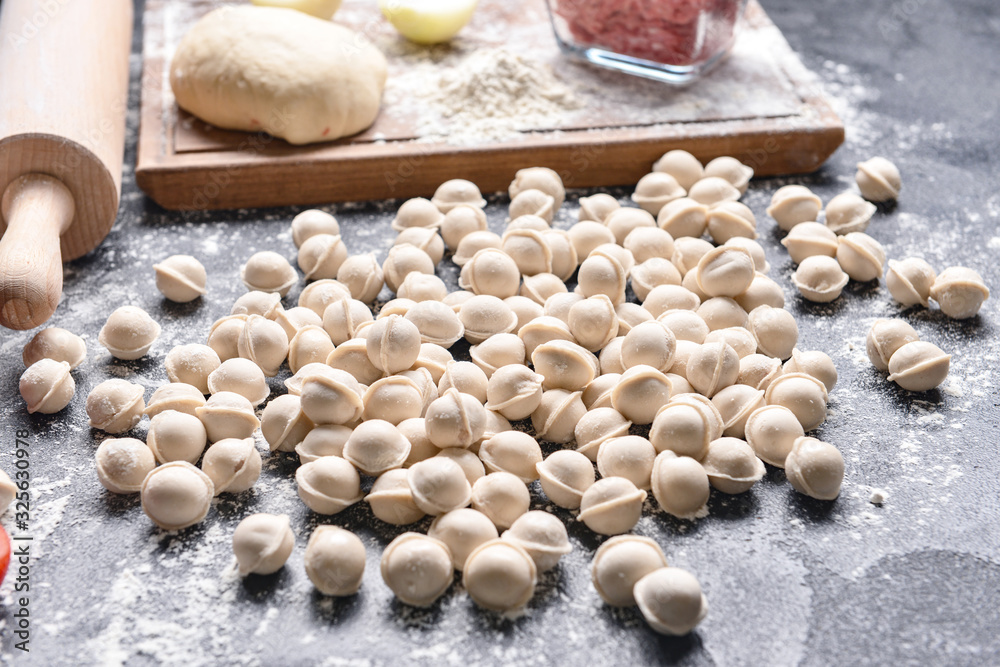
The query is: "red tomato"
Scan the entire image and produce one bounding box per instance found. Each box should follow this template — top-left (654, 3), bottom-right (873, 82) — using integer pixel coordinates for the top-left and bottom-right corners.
top-left (0, 525), bottom-right (10, 585)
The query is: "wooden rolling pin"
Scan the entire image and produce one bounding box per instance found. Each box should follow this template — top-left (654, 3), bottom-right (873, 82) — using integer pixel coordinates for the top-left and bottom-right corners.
top-left (0, 0), bottom-right (133, 330)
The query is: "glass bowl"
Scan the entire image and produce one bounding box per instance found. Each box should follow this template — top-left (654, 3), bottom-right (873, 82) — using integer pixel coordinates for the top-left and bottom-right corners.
top-left (546, 0), bottom-right (748, 85)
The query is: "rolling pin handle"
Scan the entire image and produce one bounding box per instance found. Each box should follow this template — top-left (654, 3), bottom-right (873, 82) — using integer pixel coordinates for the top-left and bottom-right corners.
top-left (0, 174), bottom-right (76, 330)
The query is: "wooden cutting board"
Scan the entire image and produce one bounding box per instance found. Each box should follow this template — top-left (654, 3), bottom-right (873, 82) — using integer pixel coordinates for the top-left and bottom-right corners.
top-left (136, 0), bottom-right (843, 211)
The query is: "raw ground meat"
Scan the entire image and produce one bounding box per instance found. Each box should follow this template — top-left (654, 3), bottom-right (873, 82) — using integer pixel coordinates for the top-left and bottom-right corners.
top-left (554, 0), bottom-right (742, 65)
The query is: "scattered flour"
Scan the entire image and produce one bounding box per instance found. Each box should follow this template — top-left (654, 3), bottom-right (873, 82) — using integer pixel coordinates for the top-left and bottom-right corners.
top-left (87, 524), bottom-right (250, 666)
top-left (819, 60), bottom-right (881, 153)
top-left (253, 606), bottom-right (281, 637)
top-left (397, 48), bottom-right (581, 145)
top-left (30, 493), bottom-right (72, 558)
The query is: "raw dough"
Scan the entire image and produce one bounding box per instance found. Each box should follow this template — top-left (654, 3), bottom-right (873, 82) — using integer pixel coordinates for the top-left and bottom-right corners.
top-left (170, 7), bottom-right (387, 145)
top-left (251, 0), bottom-right (343, 20)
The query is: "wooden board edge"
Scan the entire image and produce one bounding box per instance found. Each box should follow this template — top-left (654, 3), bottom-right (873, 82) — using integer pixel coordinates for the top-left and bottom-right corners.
top-left (136, 9), bottom-right (168, 175)
top-left (135, 121), bottom-right (844, 211)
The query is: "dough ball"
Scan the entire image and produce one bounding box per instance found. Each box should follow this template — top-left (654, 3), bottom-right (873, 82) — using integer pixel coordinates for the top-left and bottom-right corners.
top-left (703, 156), bottom-right (753, 194)
top-left (170, 7), bottom-right (387, 144)
top-left (428, 508), bottom-right (499, 571)
top-left (784, 437), bottom-right (845, 500)
top-left (251, 0), bottom-right (343, 20)
top-left (365, 468), bottom-right (426, 525)
top-left (509, 167), bottom-right (565, 210)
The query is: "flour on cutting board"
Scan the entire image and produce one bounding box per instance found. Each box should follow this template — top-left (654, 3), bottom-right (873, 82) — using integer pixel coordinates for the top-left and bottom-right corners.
top-left (402, 48), bottom-right (582, 145)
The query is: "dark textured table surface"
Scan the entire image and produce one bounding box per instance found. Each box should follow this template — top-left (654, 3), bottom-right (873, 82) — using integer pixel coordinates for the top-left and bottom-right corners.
top-left (2, 0), bottom-right (999, 665)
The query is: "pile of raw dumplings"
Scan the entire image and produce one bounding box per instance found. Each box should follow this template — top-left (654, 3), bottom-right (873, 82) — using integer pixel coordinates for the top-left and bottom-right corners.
top-left (23, 150), bottom-right (949, 636)
top-left (771, 156), bottom-right (989, 318)
top-left (765, 156), bottom-right (989, 393)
